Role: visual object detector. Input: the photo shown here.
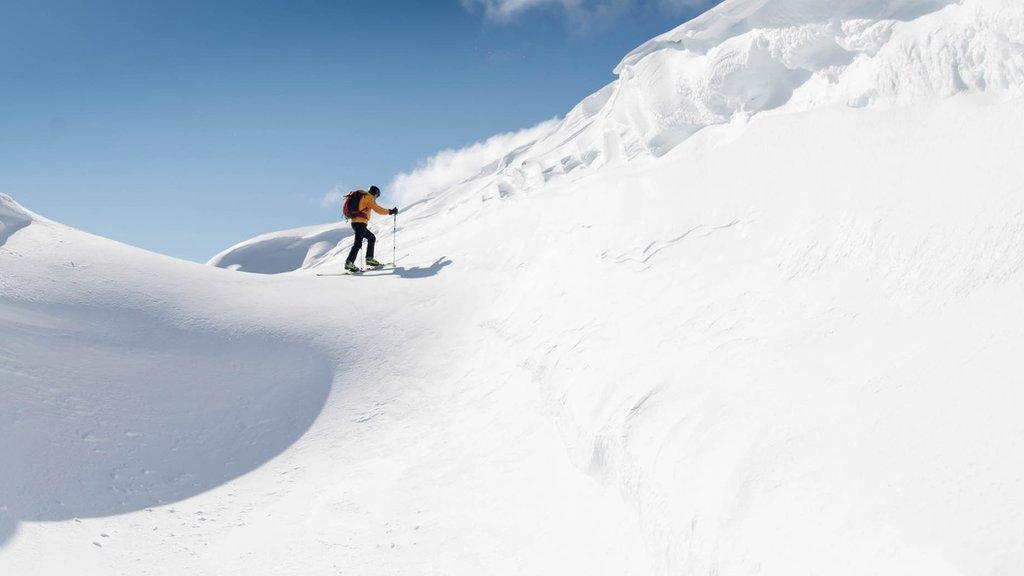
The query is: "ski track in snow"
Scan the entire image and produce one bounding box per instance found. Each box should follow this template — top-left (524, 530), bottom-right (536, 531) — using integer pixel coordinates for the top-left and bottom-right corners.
top-left (610, 220), bottom-right (741, 267)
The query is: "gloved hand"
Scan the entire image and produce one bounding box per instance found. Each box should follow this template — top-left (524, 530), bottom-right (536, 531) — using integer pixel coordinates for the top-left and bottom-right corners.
top-left (389, 207), bottom-right (398, 215)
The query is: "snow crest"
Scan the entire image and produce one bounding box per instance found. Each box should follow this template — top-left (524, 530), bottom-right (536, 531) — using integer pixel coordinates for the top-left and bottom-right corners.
top-left (0, 193), bottom-right (33, 246)
top-left (208, 222), bottom-right (352, 274)
top-left (8, 1), bottom-right (1023, 574)
top-left (215, 0), bottom-right (1024, 271)
top-left (472, 0), bottom-right (1024, 198)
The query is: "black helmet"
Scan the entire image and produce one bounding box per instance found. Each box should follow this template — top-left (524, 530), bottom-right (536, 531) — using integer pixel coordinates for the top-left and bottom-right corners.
top-left (368, 185), bottom-right (381, 197)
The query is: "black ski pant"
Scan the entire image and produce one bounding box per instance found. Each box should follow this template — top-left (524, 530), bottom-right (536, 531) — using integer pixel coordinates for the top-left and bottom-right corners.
top-left (346, 222), bottom-right (375, 263)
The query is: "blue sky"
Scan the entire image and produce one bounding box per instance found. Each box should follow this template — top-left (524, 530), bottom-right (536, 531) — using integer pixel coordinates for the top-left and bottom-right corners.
top-left (2, 0), bottom-right (718, 262)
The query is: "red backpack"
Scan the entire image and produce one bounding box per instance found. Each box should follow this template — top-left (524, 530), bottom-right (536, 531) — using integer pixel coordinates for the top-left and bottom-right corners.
top-left (342, 191), bottom-right (365, 219)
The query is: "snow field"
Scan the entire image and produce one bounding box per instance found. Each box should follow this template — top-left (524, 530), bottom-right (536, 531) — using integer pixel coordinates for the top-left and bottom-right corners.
top-left (1, 195), bottom-right (649, 574)
top-left (4, 0), bottom-right (1024, 573)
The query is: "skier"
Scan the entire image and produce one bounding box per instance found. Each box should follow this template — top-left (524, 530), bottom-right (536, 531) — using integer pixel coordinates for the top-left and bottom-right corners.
top-left (343, 185), bottom-right (398, 273)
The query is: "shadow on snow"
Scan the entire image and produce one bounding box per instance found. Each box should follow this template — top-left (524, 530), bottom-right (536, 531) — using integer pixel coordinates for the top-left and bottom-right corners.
top-left (0, 301), bottom-right (334, 546)
top-left (392, 257), bottom-right (452, 279)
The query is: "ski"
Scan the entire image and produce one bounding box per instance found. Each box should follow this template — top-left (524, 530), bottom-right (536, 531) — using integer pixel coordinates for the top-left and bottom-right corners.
top-left (316, 265), bottom-right (394, 277)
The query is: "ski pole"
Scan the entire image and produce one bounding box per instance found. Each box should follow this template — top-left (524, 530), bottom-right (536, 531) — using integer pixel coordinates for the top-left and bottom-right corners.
top-left (392, 212), bottom-right (397, 267)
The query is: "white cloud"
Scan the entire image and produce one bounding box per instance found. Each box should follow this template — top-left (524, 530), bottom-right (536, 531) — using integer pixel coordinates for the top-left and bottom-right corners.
top-left (659, 0), bottom-right (718, 12)
top-left (387, 118), bottom-right (560, 207)
top-left (462, 0), bottom-right (718, 23)
top-left (321, 186), bottom-right (347, 208)
top-left (462, 0), bottom-right (639, 26)
top-left (463, 0), bottom-right (583, 20)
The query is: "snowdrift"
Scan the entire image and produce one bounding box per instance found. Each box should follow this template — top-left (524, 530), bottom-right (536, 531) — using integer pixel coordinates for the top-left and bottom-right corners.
top-left (483, 0), bottom-right (1024, 199)
top-left (6, 0), bottom-right (1024, 574)
top-left (0, 209), bottom-right (336, 548)
top-left (307, 94), bottom-right (1024, 576)
top-left (207, 222), bottom-right (352, 274)
top-left (1, 196), bottom-right (643, 572)
top-left (0, 194), bottom-right (34, 246)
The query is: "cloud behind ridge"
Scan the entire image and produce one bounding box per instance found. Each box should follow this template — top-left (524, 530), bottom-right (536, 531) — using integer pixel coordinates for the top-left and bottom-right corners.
top-left (388, 118), bottom-right (559, 206)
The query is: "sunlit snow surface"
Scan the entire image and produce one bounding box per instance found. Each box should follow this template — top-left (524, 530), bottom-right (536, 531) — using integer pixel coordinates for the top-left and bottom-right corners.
top-left (5, 0), bottom-right (1024, 574)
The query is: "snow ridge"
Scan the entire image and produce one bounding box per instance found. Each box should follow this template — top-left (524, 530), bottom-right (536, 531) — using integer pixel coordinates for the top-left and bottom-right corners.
top-left (217, 0), bottom-right (1024, 267)
top-left (465, 0), bottom-right (1024, 204)
top-left (7, 1), bottom-right (1024, 574)
top-left (0, 194), bottom-right (33, 246)
top-left (207, 222), bottom-right (352, 274)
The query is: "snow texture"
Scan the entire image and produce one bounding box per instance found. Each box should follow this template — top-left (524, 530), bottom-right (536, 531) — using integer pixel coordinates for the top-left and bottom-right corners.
top-left (5, 0), bottom-right (1024, 574)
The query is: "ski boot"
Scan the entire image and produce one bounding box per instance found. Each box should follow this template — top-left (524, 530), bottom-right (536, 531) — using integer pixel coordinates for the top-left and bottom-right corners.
top-left (365, 258), bottom-right (384, 269)
top-left (344, 261), bottom-right (361, 273)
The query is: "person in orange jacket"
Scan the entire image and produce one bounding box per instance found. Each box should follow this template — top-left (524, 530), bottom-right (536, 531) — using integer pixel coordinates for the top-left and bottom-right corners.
top-left (344, 185), bottom-right (397, 272)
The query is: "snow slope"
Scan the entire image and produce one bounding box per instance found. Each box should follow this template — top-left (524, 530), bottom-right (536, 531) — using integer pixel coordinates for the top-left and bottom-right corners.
top-left (6, 0), bottom-right (1024, 574)
top-left (394, 0), bottom-right (1023, 207)
top-left (0, 193), bottom-right (647, 574)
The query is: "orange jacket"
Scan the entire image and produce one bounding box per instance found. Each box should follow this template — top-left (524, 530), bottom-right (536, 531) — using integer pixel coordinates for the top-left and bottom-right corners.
top-left (349, 192), bottom-right (390, 224)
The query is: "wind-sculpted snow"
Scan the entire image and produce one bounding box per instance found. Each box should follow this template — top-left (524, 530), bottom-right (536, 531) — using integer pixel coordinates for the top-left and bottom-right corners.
top-left (465, 0), bottom-right (1024, 202)
top-left (223, 0), bottom-right (1024, 274)
top-left (0, 194), bottom-right (33, 246)
top-left (208, 222), bottom-right (352, 274)
top-left (7, 1), bottom-right (1024, 574)
top-left (0, 301), bottom-right (333, 545)
top-left (1, 198), bottom-right (645, 574)
top-left (450, 96), bottom-right (1024, 576)
top-left (618, 0), bottom-right (960, 61)
top-left (0, 217), bottom-right (338, 547)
